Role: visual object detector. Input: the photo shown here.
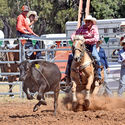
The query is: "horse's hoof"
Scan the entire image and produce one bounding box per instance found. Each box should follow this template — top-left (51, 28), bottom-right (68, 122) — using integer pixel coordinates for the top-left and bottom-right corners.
top-left (84, 99), bottom-right (90, 108)
top-left (33, 105), bottom-right (38, 112)
top-left (72, 102), bottom-right (78, 112)
top-left (27, 95), bottom-right (34, 100)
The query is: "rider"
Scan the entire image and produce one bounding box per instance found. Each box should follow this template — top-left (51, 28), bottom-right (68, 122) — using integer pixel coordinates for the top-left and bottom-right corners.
top-left (65, 15), bottom-right (102, 83)
top-left (16, 5), bottom-right (43, 59)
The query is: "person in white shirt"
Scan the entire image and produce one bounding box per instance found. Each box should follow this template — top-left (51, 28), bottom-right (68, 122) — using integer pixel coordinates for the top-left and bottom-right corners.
top-left (0, 30), bottom-right (5, 80)
top-left (0, 30), bottom-right (4, 46)
top-left (118, 22), bottom-right (125, 96)
top-left (0, 30), bottom-right (4, 38)
top-left (26, 11), bottom-right (39, 29)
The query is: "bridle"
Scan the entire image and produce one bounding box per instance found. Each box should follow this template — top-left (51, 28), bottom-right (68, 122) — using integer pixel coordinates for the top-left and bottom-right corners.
top-left (73, 40), bottom-right (86, 60)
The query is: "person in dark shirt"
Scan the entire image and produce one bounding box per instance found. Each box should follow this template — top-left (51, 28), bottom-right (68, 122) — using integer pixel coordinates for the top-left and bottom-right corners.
top-left (118, 36), bottom-right (125, 96)
top-left (97, 40), bottom-right (113, 97)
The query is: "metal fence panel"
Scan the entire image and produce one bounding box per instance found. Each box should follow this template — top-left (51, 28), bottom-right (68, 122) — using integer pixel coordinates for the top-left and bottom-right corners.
top-left (0, 37), bottom-right (122, 97)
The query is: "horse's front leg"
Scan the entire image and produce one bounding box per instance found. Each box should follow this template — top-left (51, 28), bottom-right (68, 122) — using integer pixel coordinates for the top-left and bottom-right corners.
top-left (71, 80), bottom-right (78, 111)
top-left (92, 80), bottom-right (100, 95)
top-left (84, 75), bottom-right (94, 108)
top-left (53, 85), bottom-right (60, 116)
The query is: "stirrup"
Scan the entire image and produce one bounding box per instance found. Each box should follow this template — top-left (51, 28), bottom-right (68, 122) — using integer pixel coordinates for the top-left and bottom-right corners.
top-left (95, 74), bottom-right (101, 80)
top-left (99, 65), bottom-right (103, 69)
top-left (95, 65), bottom-right (103, 69)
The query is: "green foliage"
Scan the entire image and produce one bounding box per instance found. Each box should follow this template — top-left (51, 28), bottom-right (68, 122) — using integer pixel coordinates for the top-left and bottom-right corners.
top-left (9, 18), bottom-right (16, 26)
top-left (91, 0), bottom-right (125, 19)
top-left (0, 0), bottom-right (9, 17)
top-left (0, 20), bottom-right (4, 29)
top-left (1, 0), bottom-right (125, 37)
top-left (55, 8), bottom-right (78, 32)
top-left (118, 0), bottom-right (125, 17)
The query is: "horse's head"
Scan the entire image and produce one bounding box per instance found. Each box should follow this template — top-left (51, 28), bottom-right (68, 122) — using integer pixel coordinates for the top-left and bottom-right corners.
top-left (72, 35), bottom-right (86, 62)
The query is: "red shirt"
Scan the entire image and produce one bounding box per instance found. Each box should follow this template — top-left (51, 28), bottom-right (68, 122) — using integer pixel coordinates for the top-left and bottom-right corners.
top-left (71, 24), bottom-right (99, 45)
top-left (16, 13), bottom-right (34, 35)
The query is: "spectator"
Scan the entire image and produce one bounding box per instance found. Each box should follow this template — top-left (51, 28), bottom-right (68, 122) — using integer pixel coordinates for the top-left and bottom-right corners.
top-left (118, 36), bottom-right (125, 96)
top-left (0, 30), bottom-right (5, 80)
top-left (0, 30), bottom-right (4, 47)
top-left (16, 5), bottom-right (42, 59)
top-left (44, 40), bottom-right (56, 61)
top-left (26, 11), bottom-right (39, 29)
top-left (120, 21), bottom-right (125, 32)
top-left (96, 40), bottom-right (113, 97)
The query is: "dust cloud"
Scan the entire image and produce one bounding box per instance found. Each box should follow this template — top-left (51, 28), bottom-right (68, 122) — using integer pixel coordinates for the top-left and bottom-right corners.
top-left (62, 93), bottom-right (125, 111)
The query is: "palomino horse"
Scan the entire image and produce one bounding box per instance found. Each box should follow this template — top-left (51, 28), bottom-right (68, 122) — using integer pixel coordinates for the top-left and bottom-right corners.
top-left (70, 35), bottom-right (104, 111)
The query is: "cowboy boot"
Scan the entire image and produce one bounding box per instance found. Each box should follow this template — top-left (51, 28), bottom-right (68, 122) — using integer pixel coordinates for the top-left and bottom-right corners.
top-left (65, 75), bottom-right (71, 84)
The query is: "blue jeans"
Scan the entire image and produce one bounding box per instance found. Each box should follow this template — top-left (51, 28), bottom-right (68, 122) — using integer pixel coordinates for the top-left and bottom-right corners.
top-left (65, 54), bottom-right (73, 76)
top-left (118, 65), bottom-right (125, 96)
top-left (98, 67), bottom-right (113, 97)
top-left (47, 51), bottom-right (55, 61)
top-left (17, 31), bottom-right (42, 58)
top-left (86, 44), bottom-right (101, 79)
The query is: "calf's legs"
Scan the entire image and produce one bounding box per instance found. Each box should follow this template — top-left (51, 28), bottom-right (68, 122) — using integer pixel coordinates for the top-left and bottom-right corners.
top-left (33, 83), bottom-right (60, 115)
top-left (33, 85), bottom-right (47, 112)
top-left (33, 98), bottom-right (47, 112)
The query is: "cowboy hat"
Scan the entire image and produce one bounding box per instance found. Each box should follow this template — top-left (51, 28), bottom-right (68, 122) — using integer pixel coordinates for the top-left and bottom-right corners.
top-left (27, 11), bottom-right (39, 20)
top-left (21, 5), bottom-right (29, 12)
top-left (84, 15), bottom-right (97, 24)
top-left (120, 21), bottom-right (125, 27)
top-left (120, 37), bottom-right (125, 46)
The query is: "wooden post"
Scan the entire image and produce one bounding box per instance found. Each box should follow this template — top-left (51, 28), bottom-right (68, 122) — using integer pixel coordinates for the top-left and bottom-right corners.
top-left (85, 0), bottom-right (90, 18)
top-left (77, 0), bottom-right (83, 29)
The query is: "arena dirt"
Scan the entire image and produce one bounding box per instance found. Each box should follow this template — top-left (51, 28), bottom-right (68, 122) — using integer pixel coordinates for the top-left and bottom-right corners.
top-left (0, 95), bottom-right (125, 125)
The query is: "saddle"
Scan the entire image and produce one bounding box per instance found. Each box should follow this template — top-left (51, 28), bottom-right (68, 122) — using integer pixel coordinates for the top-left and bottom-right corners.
top-left (86, 49), bottom-right (103, 79)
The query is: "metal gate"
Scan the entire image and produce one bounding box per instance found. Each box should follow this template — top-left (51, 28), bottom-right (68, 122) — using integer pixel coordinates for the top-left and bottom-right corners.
top-left (0, 37), bottom-right (122, 97)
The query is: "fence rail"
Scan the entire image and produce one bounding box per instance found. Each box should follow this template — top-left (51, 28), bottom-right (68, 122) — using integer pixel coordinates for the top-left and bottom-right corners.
top-left (0, 37), bottom-right (122, 97)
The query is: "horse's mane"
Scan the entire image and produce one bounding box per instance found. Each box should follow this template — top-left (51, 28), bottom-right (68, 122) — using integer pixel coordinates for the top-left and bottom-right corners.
top-left (73, 35), bottom-right (85, 42)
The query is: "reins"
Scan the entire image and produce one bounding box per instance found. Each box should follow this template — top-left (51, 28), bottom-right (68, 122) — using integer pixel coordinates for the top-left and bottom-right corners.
top-left (72, 40), bottom-right (93, 71)
top-left (73, 43), bottom-right (86, 61)
top-left (34, 67), bottom-right (50, 90)
top-left (74, 48), bottom-right (83, 52)
top-left (27, 66), bottom-right (50, 90)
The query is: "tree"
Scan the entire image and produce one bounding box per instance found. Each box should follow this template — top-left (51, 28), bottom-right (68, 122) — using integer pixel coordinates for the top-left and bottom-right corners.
top-left (1, 0), bottom-right (125, 37)
top-left (55, 0), bottom-right (78, 32)
top-left (55, 8), bottom-right (78, 32)
top-left (91, 0), bottom-right (125, 19)
top-left (0, 0), bottom-right (10, 37)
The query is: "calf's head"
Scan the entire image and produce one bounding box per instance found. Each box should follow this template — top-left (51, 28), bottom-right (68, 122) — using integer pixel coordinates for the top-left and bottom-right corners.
top-left (18, 61), bottom-right (34, 99)
top-left (18, 61), bottom-right (38, 100)
top-left (19, 60), bottom-right (32, 81)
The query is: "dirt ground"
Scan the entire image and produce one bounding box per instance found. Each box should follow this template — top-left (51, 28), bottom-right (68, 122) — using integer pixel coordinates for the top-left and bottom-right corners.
top-left (0, 95), bottom-right (125, 125)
